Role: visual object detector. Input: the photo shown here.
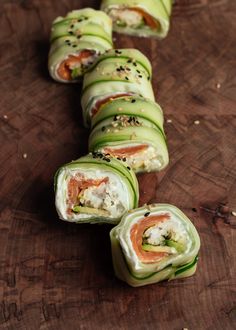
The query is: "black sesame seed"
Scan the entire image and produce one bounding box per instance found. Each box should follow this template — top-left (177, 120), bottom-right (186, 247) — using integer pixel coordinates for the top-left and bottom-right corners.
top-left (127, 59), bottom-right (132, 63)
top-left (192, 208), bottom-right (197, 212)
top-left (144, 212), bottom-right (150, 217)
top-left (126, 67), bottom-right (131, 71)
top-left (70, 24), bottom-right (74, 28)
top-left (133, 62), bottom-right (137, 67)
top-left (136, 70), bottom-right (140, 73)
top-left (73, 45), bottom-right (77, 48)
top-left (117, 157), bottom-right (121, 160)
top-left (125, 77), bottom-right (129, 80)
top-left (147, 76), bottom-right (150, 80)
top-left (131, 99), bottom-right (136, 103)
top-left (116, 68), bottom-right (121, 72)
top-left (69, 31), bottom-right (73, 35)
top-left (127, 166), bottom-right (131, 170)
top-left (102, 126), bottom-right (105, 131)
top-left (78, 19), bottom-right (82, 22)
top-left (138, 75), bottom-right (142, 78)
top-left (123, 158), bottom-right (126, 161)
top-left (85, 17), bottom-right (89, 20)
top-left (77, 35), bottom-right (81, 39)
top-left (106, 158), bottom-right (111, 162)
top-left (114, 115), bottom-right (117, 121)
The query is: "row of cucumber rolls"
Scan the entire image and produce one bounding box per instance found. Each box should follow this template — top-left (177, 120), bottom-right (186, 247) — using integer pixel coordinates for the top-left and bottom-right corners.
top-left (48, 2), bottom-right (173, 83)
top-left (82, 48), bottom-right (169, 173)
top-left (52, 7), bottom-right (200, 287)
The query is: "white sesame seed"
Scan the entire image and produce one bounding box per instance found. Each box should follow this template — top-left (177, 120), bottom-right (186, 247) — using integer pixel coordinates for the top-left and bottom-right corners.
top-left (166, 119), bottom-right (172, 123)
top-left (232, 211), bottom-right (236, 217)
top-left (22, 153), bottom-right (27, 159)
top-left (194, 120), bottom-right (200, 125)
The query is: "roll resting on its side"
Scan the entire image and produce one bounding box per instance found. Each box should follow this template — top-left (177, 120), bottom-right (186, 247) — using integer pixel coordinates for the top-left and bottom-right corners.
top-left (110, 204), bottom-right (200, 287)
top-left (81, 48), bottom-right (154, 127)
top-left (101, 0), bottom-right (172, 38)
top-left (54, 153), bottom-right (139, 224)
top-left (48, 8), bottom-right (113, 83)
top-left (89, 95), bottom-right (169, 173)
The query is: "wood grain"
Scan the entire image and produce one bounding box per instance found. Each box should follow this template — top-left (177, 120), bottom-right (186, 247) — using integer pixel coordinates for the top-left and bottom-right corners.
top-left (0, 0), bottom-right (236, 329)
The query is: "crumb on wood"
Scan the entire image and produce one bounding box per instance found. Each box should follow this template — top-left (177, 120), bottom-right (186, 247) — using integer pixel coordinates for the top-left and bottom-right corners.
top-left (22, 153), bottom-right (28, 159)
top-left (194, 120), bottom-right (200, 125)
top-left (166, 119), bottom-right (172, 123)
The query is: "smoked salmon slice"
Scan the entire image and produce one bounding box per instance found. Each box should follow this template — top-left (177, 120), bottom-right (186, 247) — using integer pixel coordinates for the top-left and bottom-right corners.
top-left (130, 214), bottom-right (171, 263)
top-left (91, 93), bottom-right (134, 117)
top-left (57, 51), bottom-right (95, 81)
top-left (129, 8), bottom-right (160, 30)
top-left (104, 145), bottom-right (148, 157)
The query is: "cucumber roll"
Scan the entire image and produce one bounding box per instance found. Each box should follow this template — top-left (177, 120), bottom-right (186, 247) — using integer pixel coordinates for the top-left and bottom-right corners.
top-left (81, 48), bottom-right (154, 126)
top-left (110, 204), bottom-right (200, 287)
top-left (48, 8), bottom-right (113, 82)
top-left (54, 153), bottom-right (139, 224)
top-left (101, 0), bottom-right (172, 38)
top-left (89, 96), bottom-right (169, 173)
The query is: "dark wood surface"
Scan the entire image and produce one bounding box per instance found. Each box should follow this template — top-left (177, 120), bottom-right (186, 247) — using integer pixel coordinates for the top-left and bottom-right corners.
top-left (0, 0), bottom-right (236, 329)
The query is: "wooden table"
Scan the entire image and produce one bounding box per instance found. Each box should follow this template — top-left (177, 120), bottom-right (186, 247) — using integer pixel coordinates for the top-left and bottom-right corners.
top-left (1, 1), bottom-right (235, 329)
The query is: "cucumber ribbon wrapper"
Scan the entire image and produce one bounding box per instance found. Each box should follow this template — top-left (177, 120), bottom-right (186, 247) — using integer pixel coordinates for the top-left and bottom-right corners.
top-left (110, 204), bottom-right (200, 287)
top-left (101, 0), bottom-right (172, 38)
top-left (81, 48), bottom-right (154, 126)
top-left (89, 95), bottom-right (169, 173)
top-left (54, 153), bottom-right (139, 224)
top-left (48, 8), bottom-right (113, 82)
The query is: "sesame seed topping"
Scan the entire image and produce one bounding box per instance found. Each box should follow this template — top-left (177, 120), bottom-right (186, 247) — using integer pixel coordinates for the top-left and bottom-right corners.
top-left (131, 99), bottom-right (136, 103)
top-left (127, 166), bottom-right (131, 170)
top-left (102, 126), bottom-right (105, 131)
top-left (144, 212), bottom-right (150, 217)
top-left (125, 77), bottom-right (129, 80)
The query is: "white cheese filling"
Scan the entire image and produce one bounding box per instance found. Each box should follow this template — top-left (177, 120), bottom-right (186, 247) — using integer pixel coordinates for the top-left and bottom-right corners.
top-left (101, 143), bottom-right (163, 172)
top-left (109, 8), bottom-right (143, 28)
top-left (55, 168), bottom-right (130, 221)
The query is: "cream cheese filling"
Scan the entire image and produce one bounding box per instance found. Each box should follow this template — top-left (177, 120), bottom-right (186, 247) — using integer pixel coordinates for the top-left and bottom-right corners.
top-left (55, 168), bottom-right (130, 221)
